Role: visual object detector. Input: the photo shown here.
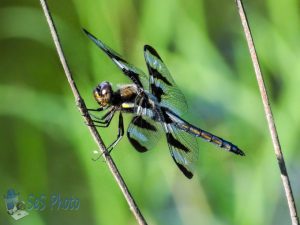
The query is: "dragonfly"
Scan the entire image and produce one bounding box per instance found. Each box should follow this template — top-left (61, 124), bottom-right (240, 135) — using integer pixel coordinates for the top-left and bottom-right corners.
top-left (83, 29), bottom-right (245, 179)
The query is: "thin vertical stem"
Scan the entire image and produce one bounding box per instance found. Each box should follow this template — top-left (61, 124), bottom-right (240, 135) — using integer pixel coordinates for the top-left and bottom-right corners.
top-left (39, 0), bottom-right (147, 224)
top-left (235, 1), bottom-right (299, 224)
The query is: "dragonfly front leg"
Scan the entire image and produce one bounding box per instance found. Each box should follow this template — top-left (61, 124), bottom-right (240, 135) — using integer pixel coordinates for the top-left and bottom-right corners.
top-left (87, 107), bottom-right (104, 112)
top-left (107, 112), bottom-right (124, 153)
top-left (88, 107), bottom-right (116, 128)
top-left (92, 112), bottom-right (124, 160)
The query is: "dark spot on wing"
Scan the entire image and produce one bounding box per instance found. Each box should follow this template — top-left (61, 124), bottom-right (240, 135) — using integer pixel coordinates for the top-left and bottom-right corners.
top-left (144, 45), bottom-right (172, 86)
top-left (112, 55), bottom-right (144, 88)
top-left (151, 83), bottom-right (164, 102)
top-left (83, 29), bottom-right (127, 65)
top-left (144, 45), bottom-right (162, 60)
top-left (106, 50), bottom-right (126, 63)
top-left (166, 133), bottom-right (189, 153)
top-left (133, 116), bottom-right (157, 131)
top-left (136, 95), bottom-right (153, 109)
top-left (122, 69), bottom-right (144, 88)
top-left (127, 133), bottom-right (148, 152)
top-left (161, 108), bottom-right (173, 124)
top-left (83, 29), bottom-right (144, 88)
top-left (174, 161), bottom-right (193, 179)
top-left (151, 68), bottom-right (172, 86)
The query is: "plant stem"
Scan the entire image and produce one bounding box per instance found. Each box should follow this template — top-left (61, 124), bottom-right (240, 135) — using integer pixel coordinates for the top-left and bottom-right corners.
top-left (39, 0), bottom-right (147, 224)
top-left (235, 1), bottom-right (299, 224)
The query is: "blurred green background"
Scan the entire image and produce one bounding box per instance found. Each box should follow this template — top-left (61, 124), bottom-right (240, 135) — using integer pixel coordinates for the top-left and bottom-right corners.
top-left (1, 0), bottom-right (300, 224)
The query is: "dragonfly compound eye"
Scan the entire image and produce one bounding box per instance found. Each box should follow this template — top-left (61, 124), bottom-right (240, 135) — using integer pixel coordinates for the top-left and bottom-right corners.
top-left (93, 82), bottom-right (112, 107)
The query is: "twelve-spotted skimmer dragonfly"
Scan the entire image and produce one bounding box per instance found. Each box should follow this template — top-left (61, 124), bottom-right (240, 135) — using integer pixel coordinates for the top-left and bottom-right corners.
top-left (83, 29), bottom-right (245, 179)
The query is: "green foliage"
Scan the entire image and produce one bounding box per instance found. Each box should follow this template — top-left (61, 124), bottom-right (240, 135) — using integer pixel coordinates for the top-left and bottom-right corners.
top-left (0, 0), bottom-right (299, 224)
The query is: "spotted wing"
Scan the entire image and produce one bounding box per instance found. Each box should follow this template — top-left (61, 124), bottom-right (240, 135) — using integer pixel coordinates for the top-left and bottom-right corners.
top-left (83, 29), bottom-right (148, 89)
top-left (144, 45), bottom-right (188, 115)
top-left (127, 115), bottom-right (162, 152)
top-left (164, 122), bottom-right (199, 179)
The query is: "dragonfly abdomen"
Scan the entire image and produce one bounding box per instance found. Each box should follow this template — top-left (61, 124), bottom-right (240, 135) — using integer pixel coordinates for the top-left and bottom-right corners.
top-left (182, 123), bottom-right (244, 156)
top-left (165, 111), bottom-right (245, 156)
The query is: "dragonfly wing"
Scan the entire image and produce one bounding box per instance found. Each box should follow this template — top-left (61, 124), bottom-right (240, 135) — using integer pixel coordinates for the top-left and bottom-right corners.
top-left (164, 122), bottom-right (199, 179)
top-left (144, 45), bottom-right (188, 115)
top-left (127, 115), bottom-right (162, 152)
top-left (83, 29), bottom-right (148, 89)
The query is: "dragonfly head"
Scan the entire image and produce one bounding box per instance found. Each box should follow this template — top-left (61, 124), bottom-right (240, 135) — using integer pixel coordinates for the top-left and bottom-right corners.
top-left (93, 81), bottom-right (113, 107)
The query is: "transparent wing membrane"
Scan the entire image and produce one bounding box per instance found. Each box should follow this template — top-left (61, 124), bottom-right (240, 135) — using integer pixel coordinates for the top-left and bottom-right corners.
top-left (127, 115), bottom-right (162, 152)
top-left (84, 29), bottom-right (149, 89)
top-left (164, 123), bottom-right (199, 178)
top-left (144, 45), bottom-right (188, 115)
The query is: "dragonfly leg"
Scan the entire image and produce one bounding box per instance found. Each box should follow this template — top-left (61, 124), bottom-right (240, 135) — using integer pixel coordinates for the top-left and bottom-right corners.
top-left (87, 108), bottom-right (116, 128)
top-left (88, 105), bottom-right (113, 118)
top-left (92, 113), bottom-right (124, 160)
top-left (87, 107), bottom-right (104, 112)
top-left (106, 112), bottom-right (124, 154)
top-left (81, 107), bottom-right (103, 117)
